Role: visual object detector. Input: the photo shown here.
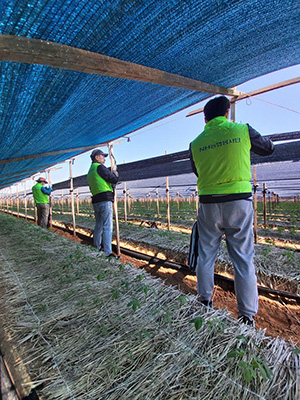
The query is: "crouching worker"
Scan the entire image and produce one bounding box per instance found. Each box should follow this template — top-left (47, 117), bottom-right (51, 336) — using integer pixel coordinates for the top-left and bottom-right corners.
top-left (87, 149), bottom-right (118, 257)
top-left (32, 177), bottom-right (53, 228)
top-left (189, 96), bottom-right (274, 326)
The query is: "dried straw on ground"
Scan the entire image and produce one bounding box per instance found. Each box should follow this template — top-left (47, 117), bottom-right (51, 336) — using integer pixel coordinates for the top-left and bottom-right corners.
top-left (0, 213), bottom-right (299, 399)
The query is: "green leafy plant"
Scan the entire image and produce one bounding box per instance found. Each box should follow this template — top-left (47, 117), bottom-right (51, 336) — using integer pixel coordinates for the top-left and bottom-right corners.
top-left (127, 298), bottom-right (141, 312)
top-left (111, 289), bottom-right (120, 299)
top-left (227, 336), bottom-right (272, 383)
top-left (178, 295), bottom-right (187, 305)
top-left (190, 317), bottom-right (204, 331)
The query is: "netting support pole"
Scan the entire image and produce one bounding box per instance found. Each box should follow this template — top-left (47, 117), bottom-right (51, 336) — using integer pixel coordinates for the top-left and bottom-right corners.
top-left (6, 188), bottom-right (9, 212)
top-left (109, 144), bottom-right (121, 257)
top-left (9, 186), bottom-right (12, 214)
top-left (61, 192), bottom-right (64, 213)
top-left (69, 160), bottom-right (76, 237)
top-left (16, 183), bottom-right (19, 218)
top-left (32, 178), bottom-right (37, 223)
top-left (253, 167), bottom-right (258, 244)
top-left (156, 188), bottom-right (159, 217)
top-left (23, 182), bottom-right (27, 220)
top-left (166, 176), bottom-right (170, 231)
top-left (165, 151), bottom-right (170, 231)
top-left (123, 182), bottom-right (127, 223)
top-left (47, 170), bottom-right (53, 229)
top-left (76, 188), bottom-right (79, 216)
top-left (263, 183), bottom-right (267, 229)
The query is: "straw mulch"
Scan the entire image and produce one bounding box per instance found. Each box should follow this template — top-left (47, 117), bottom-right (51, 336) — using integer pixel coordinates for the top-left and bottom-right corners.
top-left (52, 214), bottom-right (300, 294)
top-left (0, 213), bottom-right (298, 400)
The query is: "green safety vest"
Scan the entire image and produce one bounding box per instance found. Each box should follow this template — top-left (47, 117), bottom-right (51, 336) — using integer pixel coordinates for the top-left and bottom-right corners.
top-left (190, 116), bottom-right (252, 195)
top-left (87, 162), bottom-right (113, 196)
top-left (32, 183), bottom-right (49, 204)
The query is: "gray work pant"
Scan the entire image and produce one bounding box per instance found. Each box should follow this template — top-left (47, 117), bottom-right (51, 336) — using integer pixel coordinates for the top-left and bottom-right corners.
top-left (36, 203), bottom-right (50, 228)
top-left (196, 199), bottom-right (258, 318)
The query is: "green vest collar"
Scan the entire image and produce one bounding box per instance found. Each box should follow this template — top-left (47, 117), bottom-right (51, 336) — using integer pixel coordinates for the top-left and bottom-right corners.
top-left (205, 116), bottom-right (228, 129)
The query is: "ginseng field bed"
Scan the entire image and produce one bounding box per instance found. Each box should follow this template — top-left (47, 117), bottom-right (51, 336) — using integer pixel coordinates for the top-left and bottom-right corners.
top-left (0, 212), bottom-right (299, 400)
top-left (41, 212), bottom-right (300, 295)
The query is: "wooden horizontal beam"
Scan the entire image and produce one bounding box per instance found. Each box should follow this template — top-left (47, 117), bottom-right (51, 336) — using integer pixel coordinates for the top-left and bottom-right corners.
top-left (186, 76), bottom-right (300, 117)
top-left (0, 34), bottom-right (240, 96)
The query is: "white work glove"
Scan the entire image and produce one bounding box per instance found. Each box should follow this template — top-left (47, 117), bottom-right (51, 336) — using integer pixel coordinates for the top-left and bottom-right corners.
top-left (112, 164), bottom-right (118, 174)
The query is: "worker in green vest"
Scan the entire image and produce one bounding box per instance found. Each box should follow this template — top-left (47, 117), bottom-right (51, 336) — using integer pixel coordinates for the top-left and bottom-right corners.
top-left (87, 149), bottom-right (118, 257)
top-left (189, 96), bottom-right (274, 327)
top-left (32, 177), bottom-right (53, 228)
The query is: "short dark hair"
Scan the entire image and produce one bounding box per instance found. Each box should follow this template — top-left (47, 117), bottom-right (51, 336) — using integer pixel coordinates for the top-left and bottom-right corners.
top-left (204, 96), bottom-right (230, 122)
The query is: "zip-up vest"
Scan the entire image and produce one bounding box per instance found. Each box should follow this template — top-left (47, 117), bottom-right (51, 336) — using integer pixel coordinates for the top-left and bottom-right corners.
top-left (87, 163), bottom-right (113, 196)
top-left (191, 116), bottom-right (251, 195)
top-left (32, 183), bottom-right (49, 204)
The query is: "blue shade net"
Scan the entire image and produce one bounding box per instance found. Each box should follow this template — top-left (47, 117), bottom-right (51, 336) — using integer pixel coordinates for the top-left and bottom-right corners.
top-left (0, 0), bottom-right (299, 188)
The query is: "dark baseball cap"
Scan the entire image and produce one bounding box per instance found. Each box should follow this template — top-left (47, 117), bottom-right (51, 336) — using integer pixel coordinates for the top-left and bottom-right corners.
top-left (90, 149), bottom-right (108, 160)
top-left (37, 177), bottom-right (48, 183)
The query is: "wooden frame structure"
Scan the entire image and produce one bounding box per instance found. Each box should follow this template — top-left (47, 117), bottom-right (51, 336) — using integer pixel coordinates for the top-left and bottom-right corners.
top-left (0, 34), bottom-right (240, 96)
top-left (186, 77), bottom-right (300, 117)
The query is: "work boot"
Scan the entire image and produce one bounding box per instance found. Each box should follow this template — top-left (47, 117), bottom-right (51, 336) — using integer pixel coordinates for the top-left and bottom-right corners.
top-left (238, 316), bottom-right (255, 327)
top-left (106, 253), bottom-right (120, 260)
top-left (201, 300), bottom-right (214, 308)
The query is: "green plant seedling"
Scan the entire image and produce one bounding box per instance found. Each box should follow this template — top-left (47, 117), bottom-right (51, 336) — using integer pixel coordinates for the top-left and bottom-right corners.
top-left (227, 348), bottom-right (245, 359)
top-left (207, 318), bottom-right (225, 332)
top-left (37, 304), bottom-right (47, 311)
top-left (121, 280), bottom-right (131, 289)
top-left (190, 317), bottom-right (204, 331)
top-left (238, 360), bottom-right (256, 383)
top-left (97, 271), bottom-right (107, 281)
top-left (111, 289), bottom-right (120, 299)
top-left (136, 274), bottom-right (144, 282)
top-left (127, 298), bottom-right (141, 312)
top-left (178, 295), bottom-right (187, 305)
top-left (291, 347), bottom-right (300, 355)
top-left (138, 285), bottom-right (149, 295)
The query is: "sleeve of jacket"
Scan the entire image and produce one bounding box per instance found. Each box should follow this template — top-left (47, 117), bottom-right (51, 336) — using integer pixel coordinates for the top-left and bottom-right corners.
top-left (41, 186), bottom-right (53, 195)
top-left (189, 143), bottom-right (198, 177)
top-left (247, 124), bottom-right (275, 156)
top-left (97, 164), bottom-right (119, 184)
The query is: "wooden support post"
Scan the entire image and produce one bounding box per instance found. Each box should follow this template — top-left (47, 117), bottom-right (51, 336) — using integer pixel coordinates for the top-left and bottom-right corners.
top-left (6, 188), bottom-right (9, 212)
top-left (23, 182), bottom-right (27, 220)
top-left (165, 151), bottom-right (170, 230)
top-left (127, 190), bottom-right (131, 213)
top-left (253, 167), bottom-right (258, 244)
top-left (47, 170), bottom-right (53, 229)
top-left (69, 160), bottom-right (76, 236)
top-left (109, 144), bottom-right (121, 257)
top-left (123, 182), bottom-right (127, 222)
top-left (76, 188), bottom-right (80, 215)
top-left (156, 188), bottom-right (159, 217)
top-left (230, 99), bottom-right (236, 122)
top-left (176, 191), bottom-right (180, 212)
top-left (16, 184), bottom-right (19, 218)
top-left (61, 192), bottom-right (64, 213)
top-left (263, 183), bottom-right (267, 229)
top-left (32, 178), bottom-right (37, 223)
top-left (9, 186), bottom-right (12, 214)
top-left (166, 177), bottom-right (170, 230)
